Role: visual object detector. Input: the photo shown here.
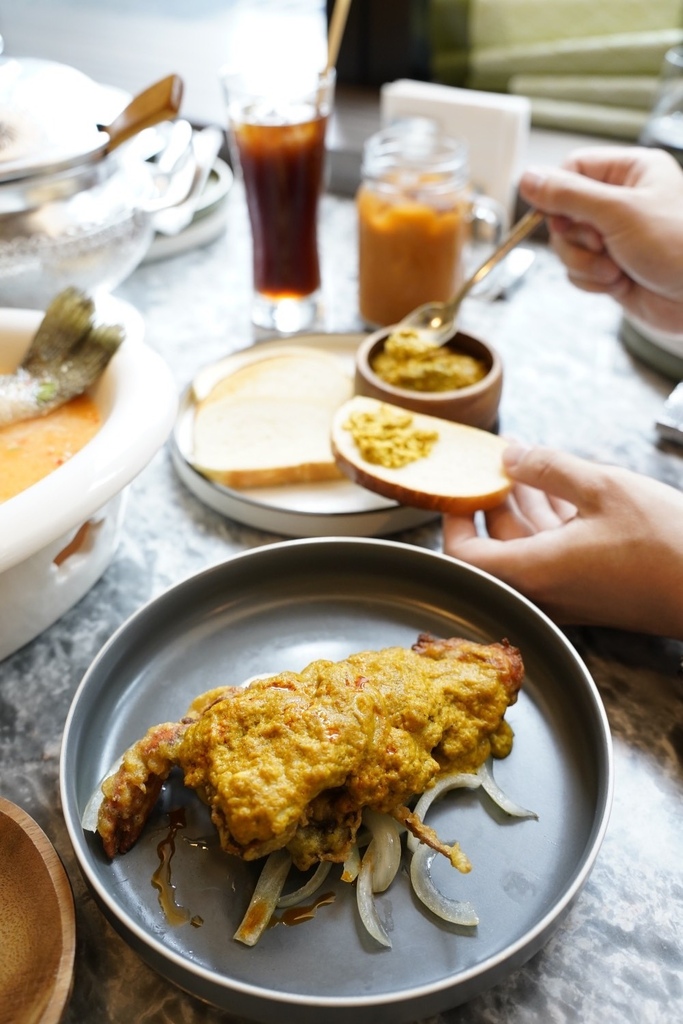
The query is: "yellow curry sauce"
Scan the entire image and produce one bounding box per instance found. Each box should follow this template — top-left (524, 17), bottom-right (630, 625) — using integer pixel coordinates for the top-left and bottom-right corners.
top-left (344, 403), bottom-right (438, 468)
top-left (97, 634), bottom-right (522, 872)
top-left (372, 330), bottom-right (487, 393)
top-left (0, 394), bottom-right (101, 502)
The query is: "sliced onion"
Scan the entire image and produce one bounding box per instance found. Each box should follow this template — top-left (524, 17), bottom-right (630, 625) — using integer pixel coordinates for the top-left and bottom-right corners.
top-left (354, 826), bottom-right (372, 849)
top-left (341, 845), bottom-right (361, 883)
top-left (233, 849), bottom-right (292, 946)
top-left (362, 809), bottom-right (402, 892)
top-left (407, 771), bottom-right (482, 854)
top-left (80, 755), bottom-right (124, 832)
top-left (477, 760), bottom-right (538, 820)
top-left (356, 842), bottom-right (392, 947)
top-left (277, 860), bottom-right (332, 908)
top-left (410, 844), bottom-right (479, 927)
top-left (240, 672), bottom-right (275, 688)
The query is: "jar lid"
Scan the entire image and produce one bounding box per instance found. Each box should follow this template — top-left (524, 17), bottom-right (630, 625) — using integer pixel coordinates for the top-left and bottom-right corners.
top-left (0, 57), bottom-right (125, 183)
top-left (362, 117), bottom-right (469, 191)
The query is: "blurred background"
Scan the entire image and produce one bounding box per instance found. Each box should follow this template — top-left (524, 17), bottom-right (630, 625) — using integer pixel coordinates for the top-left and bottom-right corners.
top-left (1, 0), bottom-right (681, 138)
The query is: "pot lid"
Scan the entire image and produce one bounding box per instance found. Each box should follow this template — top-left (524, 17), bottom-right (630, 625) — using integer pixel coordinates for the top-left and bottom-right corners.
top-left (0, 57), bottom-right (127, 183)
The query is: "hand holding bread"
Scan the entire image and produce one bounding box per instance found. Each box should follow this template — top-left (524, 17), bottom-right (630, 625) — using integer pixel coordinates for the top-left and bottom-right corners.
top-left (331, 396), bottom-right (511, 514)
top-left (188, 341), bottom-right (510, 515)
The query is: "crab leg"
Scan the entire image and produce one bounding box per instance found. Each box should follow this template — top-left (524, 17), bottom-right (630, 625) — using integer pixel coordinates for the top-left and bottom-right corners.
top-left (97, 721), bottom-right (188, 858)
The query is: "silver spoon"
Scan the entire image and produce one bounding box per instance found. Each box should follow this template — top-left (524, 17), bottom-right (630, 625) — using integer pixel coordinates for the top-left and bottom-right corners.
top-left (398, 207), bottom-right (544, 345)
top-left (143, 120), bottom-right (199, 216)
top-left (153, 126), bottom-right (224, 236)
top-left (149, 119), bottom-right (194, 192)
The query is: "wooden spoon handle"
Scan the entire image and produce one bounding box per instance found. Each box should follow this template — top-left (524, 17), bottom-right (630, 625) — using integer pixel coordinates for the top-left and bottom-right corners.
top-left (99, 74), bottom-right (184, 153)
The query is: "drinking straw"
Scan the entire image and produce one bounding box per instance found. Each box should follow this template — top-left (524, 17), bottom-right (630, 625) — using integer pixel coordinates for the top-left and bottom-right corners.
top-left (326, 0), bottom-right (353, 74)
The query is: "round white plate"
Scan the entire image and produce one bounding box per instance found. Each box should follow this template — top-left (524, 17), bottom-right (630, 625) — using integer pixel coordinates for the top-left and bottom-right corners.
top-left (172, 333), bottom-right (438, 538)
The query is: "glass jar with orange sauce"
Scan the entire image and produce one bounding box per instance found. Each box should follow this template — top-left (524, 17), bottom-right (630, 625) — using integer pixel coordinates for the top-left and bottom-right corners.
top-left (357, 119), bottom-right (503, 328)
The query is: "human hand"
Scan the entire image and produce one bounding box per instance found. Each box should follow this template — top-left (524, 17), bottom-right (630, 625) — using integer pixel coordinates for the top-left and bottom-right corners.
top-left (519, 146), bottom-right (683, 332)
top-left (443, 444), bottom-right (683, 638)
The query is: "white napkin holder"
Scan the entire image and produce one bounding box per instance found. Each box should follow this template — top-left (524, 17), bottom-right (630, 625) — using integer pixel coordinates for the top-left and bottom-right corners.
top-left (380, 79), bottom-right (531, 219)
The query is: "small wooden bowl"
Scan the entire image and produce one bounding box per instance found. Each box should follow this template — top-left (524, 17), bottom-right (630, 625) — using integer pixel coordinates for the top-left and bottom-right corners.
top-left (354, 326), bottom-right (503, 432)
top-left (0, 798), bottom-right (76, 1024)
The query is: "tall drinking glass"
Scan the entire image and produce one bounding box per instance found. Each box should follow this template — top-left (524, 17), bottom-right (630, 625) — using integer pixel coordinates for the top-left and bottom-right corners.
top-left (222, 67), bottom-right (335, 333)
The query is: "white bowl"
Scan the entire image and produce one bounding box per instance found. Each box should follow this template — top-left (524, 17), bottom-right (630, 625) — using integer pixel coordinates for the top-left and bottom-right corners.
top-left (0, 296), bottom-right (177, 660)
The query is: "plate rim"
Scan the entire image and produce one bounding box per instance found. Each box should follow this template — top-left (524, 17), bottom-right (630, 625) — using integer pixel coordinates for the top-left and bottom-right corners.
top-left (59, 537), bottom-right (614, 1018)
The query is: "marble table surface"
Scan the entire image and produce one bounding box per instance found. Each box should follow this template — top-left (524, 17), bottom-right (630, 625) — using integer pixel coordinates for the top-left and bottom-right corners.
top-left (1, 182), bottom-right (682, 1024)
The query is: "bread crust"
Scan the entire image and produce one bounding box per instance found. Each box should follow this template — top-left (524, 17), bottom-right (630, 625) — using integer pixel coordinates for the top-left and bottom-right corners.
top-left (201, 461), bottom-right (344, 489)
top-left (331, 396), bottom-right (511, 513)
top-left (190, 348), bottom-right (352, 489)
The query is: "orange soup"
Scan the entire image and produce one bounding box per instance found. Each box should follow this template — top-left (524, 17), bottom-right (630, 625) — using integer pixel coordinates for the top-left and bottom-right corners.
top-left (0, 395), bottom-right (101, 503)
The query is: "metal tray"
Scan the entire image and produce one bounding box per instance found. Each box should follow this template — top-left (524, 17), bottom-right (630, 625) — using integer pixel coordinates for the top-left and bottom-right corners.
top-left (60, 538), bottom-right (612, 1024)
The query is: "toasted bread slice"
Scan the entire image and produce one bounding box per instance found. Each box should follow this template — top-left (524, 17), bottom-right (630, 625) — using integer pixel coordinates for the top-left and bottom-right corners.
top-left (191, 349), bottom-right (353, 488)
top-left (331, 396), bottom-right (511, 514)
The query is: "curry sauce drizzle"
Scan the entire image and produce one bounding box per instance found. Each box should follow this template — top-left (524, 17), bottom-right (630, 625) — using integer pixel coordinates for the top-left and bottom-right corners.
top-left (269, 891), bottom-right (337, 929)
top-left (152, 807), bottom-right (335, 932)
top-left (152, 807), bottom-right (203, 928)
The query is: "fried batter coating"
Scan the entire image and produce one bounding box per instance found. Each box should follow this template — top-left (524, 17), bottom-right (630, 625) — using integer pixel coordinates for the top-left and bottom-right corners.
top-left (97, 634), bottom-right (523, 869)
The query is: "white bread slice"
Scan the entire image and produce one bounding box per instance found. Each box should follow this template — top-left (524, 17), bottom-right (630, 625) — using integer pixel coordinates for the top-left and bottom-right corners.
top-left (191, 349), bottom-right (353, 488)
top-left (191, 344), bottom-right (343, 402)
top-left (199, 351), bottom-right (351, 408)
top-left (331, 396), bottom-right (511, 514)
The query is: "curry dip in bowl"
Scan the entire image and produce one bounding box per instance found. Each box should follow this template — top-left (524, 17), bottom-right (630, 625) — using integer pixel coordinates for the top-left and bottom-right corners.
top-left (355, 326), bottom-right (503, 431)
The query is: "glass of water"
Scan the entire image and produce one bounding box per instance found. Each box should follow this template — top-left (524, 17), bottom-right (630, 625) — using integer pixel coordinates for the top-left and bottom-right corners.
top-left (639, 45), bottom-right (683, 165)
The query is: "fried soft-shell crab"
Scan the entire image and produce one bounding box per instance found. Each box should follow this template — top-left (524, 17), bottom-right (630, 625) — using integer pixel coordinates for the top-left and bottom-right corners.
top-left (93, 633), bottom-right (525, 872)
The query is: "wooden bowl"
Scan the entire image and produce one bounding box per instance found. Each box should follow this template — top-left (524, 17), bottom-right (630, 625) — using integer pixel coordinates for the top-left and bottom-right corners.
top-left (354, 326), bottom-right (503, 432)
top-left (0, 798), bottom-right (76, 1024)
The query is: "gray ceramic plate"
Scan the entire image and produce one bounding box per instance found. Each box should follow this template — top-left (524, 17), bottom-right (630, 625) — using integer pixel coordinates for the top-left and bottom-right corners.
top-left (60, 538), bottom-right (612, 1024)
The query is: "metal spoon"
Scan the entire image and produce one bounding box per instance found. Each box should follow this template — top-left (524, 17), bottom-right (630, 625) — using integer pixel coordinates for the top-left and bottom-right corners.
top-left (398, 207), bottom-right (544, 345)
top-left (153, 126), bottom-right (224, 236)
top-left (150, 119), bottom-right (193, 189)
top-left (141, 118), bottom-right (197, 215)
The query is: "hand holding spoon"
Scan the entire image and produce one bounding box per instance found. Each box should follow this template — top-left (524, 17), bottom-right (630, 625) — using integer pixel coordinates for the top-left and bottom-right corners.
top-left (398, 208), bottom-right (544, 346)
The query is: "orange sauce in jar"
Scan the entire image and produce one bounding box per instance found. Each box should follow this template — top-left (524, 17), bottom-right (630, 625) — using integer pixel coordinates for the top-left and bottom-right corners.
top-left (358, 183), bottom-right (470, 327)
top-left (357, 121), bottom-right (474, 327)
top-left (0, 395), bottom-right (101, 503)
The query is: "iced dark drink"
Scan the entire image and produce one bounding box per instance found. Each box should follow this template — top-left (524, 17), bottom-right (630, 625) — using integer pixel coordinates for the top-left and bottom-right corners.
top-left (235, 115), bottom-right (327, 300)
top-left (224, 69), bottom-right (334, 332)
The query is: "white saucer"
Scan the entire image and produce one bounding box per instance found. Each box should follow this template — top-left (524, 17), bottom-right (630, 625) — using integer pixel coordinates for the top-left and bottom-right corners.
top-left (144, 158), bottom-right (233, 263)
top-left (172, 333), bottom-right (438, 538)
